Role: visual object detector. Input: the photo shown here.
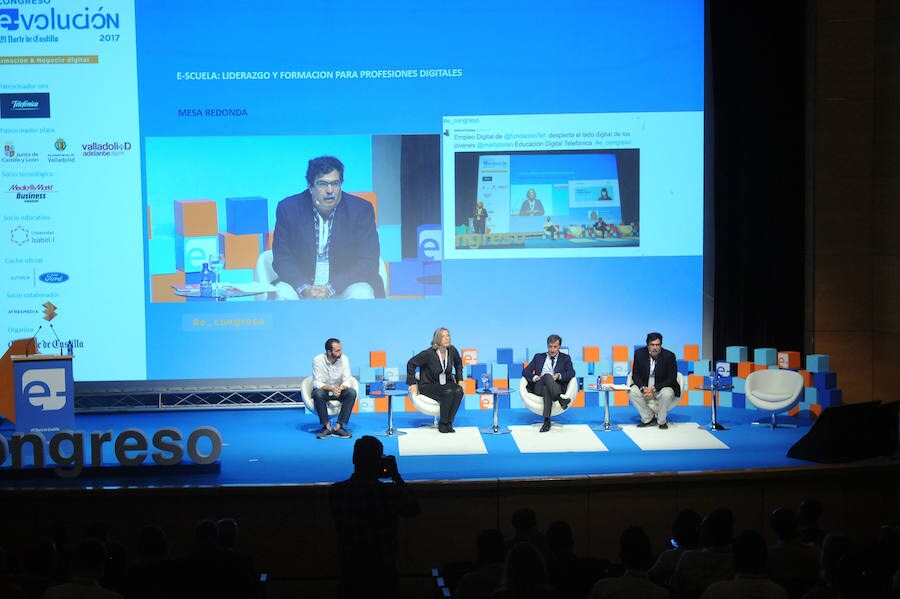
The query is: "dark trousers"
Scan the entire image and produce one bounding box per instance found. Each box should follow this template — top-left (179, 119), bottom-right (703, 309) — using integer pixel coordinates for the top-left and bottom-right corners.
top-left (418, 382), bottom-right (463, 425)
top-left (529, 373), bottom-right (564, 418)
top-left (312, 387), bottom-right (357, 426)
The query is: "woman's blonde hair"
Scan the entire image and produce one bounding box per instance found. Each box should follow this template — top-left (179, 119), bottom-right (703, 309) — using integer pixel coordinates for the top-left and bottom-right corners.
top-left (431, 327), bottom-right (450, 349)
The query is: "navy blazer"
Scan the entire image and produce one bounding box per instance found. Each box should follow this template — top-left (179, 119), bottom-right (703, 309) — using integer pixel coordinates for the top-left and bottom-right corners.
top-left (631, 346), bottom-right (681, 396)
top-left (523, 351), bottom-right (575, 385)
top-left (407, 346), bottom-right (462, 386)
top-left (272, 190), bottom-right (385, 297)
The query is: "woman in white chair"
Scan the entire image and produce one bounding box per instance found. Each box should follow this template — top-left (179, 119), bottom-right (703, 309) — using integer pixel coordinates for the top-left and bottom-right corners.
top-left (407, 327), bottom-right (464, 434)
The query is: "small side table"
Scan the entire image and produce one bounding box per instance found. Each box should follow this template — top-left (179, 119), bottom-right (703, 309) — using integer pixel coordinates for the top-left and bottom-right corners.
top-left (698, 383), bottom-right (732, 431)
top-left (374, 389), bottom-right (411, 437)
top-left (590, 385), bottom-right (623, 432)
top-left (479, 388), bottom-right (512, 435)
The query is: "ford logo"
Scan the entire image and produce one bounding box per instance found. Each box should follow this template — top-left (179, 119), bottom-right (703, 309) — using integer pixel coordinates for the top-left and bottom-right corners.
top-left (39, 272), bottom-right (69, 284)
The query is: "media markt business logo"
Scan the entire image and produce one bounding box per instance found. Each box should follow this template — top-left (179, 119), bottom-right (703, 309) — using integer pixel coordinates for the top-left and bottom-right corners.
top-left (82, 140), bottom-right (132, 157)
top-left (0, 93), bottom-right (51, 119)
top-left (8, 182), bottom-right (54, 203)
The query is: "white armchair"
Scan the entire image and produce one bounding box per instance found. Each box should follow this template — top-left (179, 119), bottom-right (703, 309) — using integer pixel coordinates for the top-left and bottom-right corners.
top-left (745, 369), bottom-right (804, 428)
top-left (255, 250), bottom-right (299, 300)
top-left (299, 376), bottom-right (359, 418)
top-left (518, 376), bottom-right (579, 420)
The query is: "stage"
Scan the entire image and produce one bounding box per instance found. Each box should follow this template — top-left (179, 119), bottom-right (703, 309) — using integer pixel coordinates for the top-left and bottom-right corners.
top-left (0, 404), bottom-right (867, 489)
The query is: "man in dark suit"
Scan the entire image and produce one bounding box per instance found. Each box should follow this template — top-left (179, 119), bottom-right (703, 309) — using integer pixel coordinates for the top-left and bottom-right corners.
top-left (629, 332), bottom-right (681, 429)
top-left (272, 155), bottom-right (385, 299)
top-left (523, 334), bottom-right (576, 432)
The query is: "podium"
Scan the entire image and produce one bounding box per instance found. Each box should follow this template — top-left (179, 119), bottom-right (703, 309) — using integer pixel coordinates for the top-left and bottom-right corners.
top-left (1, 339), bottom-right (74, 433)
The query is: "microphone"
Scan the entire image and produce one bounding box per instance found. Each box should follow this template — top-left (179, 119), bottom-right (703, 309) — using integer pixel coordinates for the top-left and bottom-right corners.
top-left (49, 323), bottom-right (63, 356)
top-left (26, 325), bottom-right (42, 357)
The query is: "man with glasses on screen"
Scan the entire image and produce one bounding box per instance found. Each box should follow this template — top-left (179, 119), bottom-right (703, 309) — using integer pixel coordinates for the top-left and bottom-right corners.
top-left (273, 155), bottom-right (384, 299)
top-left (628, 332), bottom-right (681, 429)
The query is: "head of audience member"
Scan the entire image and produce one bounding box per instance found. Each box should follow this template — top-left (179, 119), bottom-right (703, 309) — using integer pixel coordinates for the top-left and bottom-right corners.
top-left (352, 435), bottom-right (384, 480)
top-left (546, 334), bottom-right (562, 358)
top-left (217, 518), bottom-right (240, 550)
top-left (501, 542), bottom-right (549, 597)
top-left (70, 538), bottom-right (108, 582)
top-left (430, 327), bottom-right (451, 350)
top-left (770, 507), bottom-right (800, 542)
top-left (194, 519), bottom-right (219, 552)
top-left (476, 529), bottom-right (507, 566)
top-left (619, 525), bottom-right (653, 571)
top-left (799, 498), bottom-right (823, 527)
top-left (546, 521), bottom-right (575, 557)
top-left (700, 507), bottom-right (734, 549)
top-left (306, 155), bottom-right (345, 216)
top-left (646, 332), bottom-right (663, 358)
top-left (732, 530), bottom-right (767, 575)
top-left (672, 508), bottom-right (702, 550)
top-left (511, 508), bottom-right (538, 534)
top-left (136, 525), bottom-right (167, 561)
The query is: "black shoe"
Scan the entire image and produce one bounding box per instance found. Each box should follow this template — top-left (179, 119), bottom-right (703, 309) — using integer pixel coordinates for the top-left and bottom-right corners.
top-left (637, 417), bottom-right (658, 428)
top-left (438, 422), bottom-right (450, 433)
top-left (332, 425), bottom-right (352, 438)
top-left (448, 424), bottom-right (456, 433)
top-left (558, 396), bottom-right (571, 410)
top-left (658, 423), bottom-right (668, 430)
top-left (540, 421), bottom-right (551, 433)
top-left (315, 426), bottom-right (331, 439)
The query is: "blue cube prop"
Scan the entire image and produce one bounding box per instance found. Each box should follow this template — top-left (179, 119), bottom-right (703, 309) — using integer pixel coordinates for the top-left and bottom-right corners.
top-left (754, 347), bottom-right (777, 366)
top-left (726, 346), bottom-right (748, 363)
top-left (493, 363), bottom-right (509, 379)
top-left (813, 372), bottom-right (837, 390)
top-left (819, 388), bottom-right (842, 408)
top-left (806, 354), bottom-right (831, 373)
top-left (573, 360), bottom-right (589, 378)
top-left (730, 392), bottom-right (746, 409)
top-left (497, 347), bottom-right (514, 364)
top-left (693, 360), bottom-right (711, 376)
top-left (509, 393), bottom-right (525, 409)
top-left (613, 361), bottom-right (630, 377)
top-left (717, 390), bottom-right (733, 408)
top-left (583, 391), bottom-right (600, 408)
top-left (732, 377), bottom-right (746, 393)
top-left (677, 360), bottom-right (691, 375)
top-left (225, 196), bottom-right (269, 235)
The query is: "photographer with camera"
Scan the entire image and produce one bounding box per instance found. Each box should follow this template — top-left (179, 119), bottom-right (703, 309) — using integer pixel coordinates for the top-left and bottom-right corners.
top-left (329, 435), bottom-right (420, 598)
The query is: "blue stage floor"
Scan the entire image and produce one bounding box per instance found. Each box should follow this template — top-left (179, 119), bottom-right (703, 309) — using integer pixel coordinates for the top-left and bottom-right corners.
top-left (0, 405), bottom-right (837, 490)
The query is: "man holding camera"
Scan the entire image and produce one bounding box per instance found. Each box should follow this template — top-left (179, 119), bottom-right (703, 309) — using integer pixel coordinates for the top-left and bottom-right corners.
top-left (329, 435), bottom-right (420, 598)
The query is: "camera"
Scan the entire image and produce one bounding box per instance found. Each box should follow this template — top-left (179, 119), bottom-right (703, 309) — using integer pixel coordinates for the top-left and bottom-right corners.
top-left (380, 455), bottom-right (397, 479)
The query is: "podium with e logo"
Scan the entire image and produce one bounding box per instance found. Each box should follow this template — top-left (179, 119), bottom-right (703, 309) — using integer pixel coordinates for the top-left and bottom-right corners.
top-left (8, 353), bottom-right (75, 433)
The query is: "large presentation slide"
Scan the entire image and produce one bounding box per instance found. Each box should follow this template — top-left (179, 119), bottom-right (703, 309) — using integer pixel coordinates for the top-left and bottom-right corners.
top-left (1, 0), bottom-right (705, 383)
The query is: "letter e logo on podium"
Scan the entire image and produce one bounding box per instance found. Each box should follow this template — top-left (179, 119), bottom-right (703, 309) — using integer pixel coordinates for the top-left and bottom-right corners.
top-left (461, 349), bottom-right (478, 365)
top-left (23, 367), bottom-right (67, 411)
top-left (417, 225), bottom-right (442, 261)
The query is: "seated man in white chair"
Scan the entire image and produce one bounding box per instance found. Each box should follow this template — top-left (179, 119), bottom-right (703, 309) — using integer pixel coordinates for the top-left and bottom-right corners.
top-left (523, 334), bottom-right (576, 432)
top-left (312, 337), bottom-right (357, 438)
top-left (629, 332), bottom-right (682, 429)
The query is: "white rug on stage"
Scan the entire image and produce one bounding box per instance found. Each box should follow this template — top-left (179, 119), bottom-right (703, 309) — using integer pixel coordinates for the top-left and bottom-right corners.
top-left (397, 426), bottom-right (488, 456)
top-left (510, 424), bottom-right (609, 454)
top-left (621, 422), bottom-right (730, 451)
